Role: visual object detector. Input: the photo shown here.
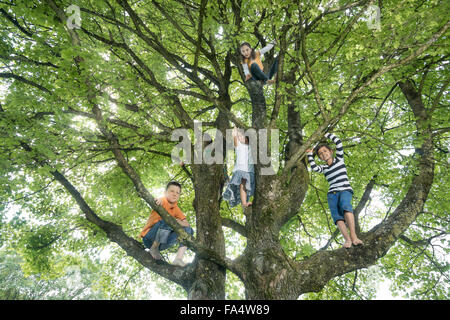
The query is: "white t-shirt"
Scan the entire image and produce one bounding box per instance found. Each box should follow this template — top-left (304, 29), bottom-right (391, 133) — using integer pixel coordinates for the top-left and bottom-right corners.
top-left (234, 141), bottom-right (254, 173)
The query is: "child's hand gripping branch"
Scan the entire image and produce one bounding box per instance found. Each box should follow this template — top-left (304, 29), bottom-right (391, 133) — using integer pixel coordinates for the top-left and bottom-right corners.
top-left (306, 133), bottom-right (363, 249)
top-left (155, 198), bottom-right (189, 228)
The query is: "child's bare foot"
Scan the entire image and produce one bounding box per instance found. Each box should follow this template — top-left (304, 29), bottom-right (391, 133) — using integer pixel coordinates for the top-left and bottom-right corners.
top-left (172, 258), bottom-right (187, 267)
top-left (352, 238), bottom-right (363, 246)
top-left (242, 202), bottom-right (252, 208)
top-left (343, 240), bottom-right (352, 249)
top-left (148, 248), bottom-right (163, 260)
top-left (266, 79), bottom-right (275, 85)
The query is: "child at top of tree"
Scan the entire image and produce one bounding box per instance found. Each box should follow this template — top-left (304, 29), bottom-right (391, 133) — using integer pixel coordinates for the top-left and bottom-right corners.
top-left (222, 126), bottom-right (255, 208)
top-left (240, 39), bottom-right (279, 85)
top-left (306, 132), bottom-right (364, 249)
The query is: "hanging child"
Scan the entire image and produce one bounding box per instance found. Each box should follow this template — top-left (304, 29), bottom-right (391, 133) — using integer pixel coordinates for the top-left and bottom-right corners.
top-left (306, 133), bottom-right (364, 249)
top-left (240, 39), bottom-right (278, 85)
top-left (222, 126), bottom-right (255, 208)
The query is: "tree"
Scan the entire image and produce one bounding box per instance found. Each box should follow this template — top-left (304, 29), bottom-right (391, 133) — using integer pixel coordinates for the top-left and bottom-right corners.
top-left (0, 248), bottom-right (106, 299)
top-left (0, 0), bottom-right (448, 299)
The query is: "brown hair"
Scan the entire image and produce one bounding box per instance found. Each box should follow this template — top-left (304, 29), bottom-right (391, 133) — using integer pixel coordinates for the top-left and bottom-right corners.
top-left (166, 181), bottom-right (181, 191)
top-left (239, 42), bottom-right (256, 62)
top-left (314, 143), bottom-right (333, 157)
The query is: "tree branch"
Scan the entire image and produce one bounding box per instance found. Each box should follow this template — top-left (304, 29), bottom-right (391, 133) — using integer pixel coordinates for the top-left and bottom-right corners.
top-left (0, 7), bottom-right (33, 37)
top-left (0, 72), bottom-right (51, 93)
top-left (221, 218), bottom-right (247, 237)
top-left (282, 19), bottom-right (450, 173)
top-left (45, 0), bottom-right (237, 274)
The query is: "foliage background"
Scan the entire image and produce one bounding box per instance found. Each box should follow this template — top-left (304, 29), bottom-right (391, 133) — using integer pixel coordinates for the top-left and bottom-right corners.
top-left (0, 0), bottom-right (448, 299)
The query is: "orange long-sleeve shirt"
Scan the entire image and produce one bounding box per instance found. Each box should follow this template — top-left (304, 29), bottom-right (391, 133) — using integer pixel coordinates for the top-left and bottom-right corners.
top-left (139, 197), bottom-right (186, 238)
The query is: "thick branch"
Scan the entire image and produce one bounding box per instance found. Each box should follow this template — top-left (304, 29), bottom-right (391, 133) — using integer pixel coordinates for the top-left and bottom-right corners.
top-left (293, 78), bottom-right (435, 295)
top-left (0, 72), bottom-right (51, 93)
top-left (46, 0), bottom-right (235, 273)
top-left (15, 137), bottom-right (192, 287)
top-left (221, 218), bottom-right (247, 237)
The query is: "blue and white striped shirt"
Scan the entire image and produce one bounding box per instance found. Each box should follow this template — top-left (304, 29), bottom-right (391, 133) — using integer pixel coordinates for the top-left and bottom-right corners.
top-left (307, 133), bottom-right (353, 194)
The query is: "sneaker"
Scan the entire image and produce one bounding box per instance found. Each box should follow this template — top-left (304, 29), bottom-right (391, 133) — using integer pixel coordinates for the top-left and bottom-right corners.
top-left (172, 258), bottom-right (187, 267)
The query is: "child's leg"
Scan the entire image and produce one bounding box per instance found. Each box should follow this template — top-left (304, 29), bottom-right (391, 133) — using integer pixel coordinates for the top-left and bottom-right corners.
top-left (143, 222), bottom-right (163, 260)
top-left (172, 246), bottom-right (187, 267)
top-left (336, 220), bottom-right (352, 248)
top-left (175, 246), bottom-right (187, 260)
top-left (267, 56), bottom-right (279, 80)
top-left (149, 239), bottom-right (163, 260)
top-left (338, 191), bottom-right (363, 246)
top-left (172, 226), bottom-right (193, 267)
top-left (150, 223), bottom-right (173, 260)
top-left (240, 179), bottom-right (252, 207)
top-left (344, 211), bottom-right (363, 245)
top-left (328, 192), bottom-right (350, 248)
top-left (250, 63), bottom-right (269, 82)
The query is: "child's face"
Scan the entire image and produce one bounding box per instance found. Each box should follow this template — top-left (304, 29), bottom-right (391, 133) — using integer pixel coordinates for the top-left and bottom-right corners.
top-left (240, 45), bottom-right (252, 59)
top-left (317, 146), bottom-right (333, 162)
top-left (165, 185), bottom-right (181, 204)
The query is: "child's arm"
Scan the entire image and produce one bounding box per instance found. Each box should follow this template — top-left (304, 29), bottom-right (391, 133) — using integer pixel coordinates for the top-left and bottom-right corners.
top-left (325, 133), bottom-right (344, 160)
top-left (233, 126), bottom-right (246, 146)
top-left (232, 126), bottom-right (238, 146)
top-left (306, 149), bottom-right (323, 173)
top-left (259, 41), bottom-right (276, 56)
top-left (177, 219), bottom-right (190, 227)
top-left (241, 63), bottom-right (252, 81)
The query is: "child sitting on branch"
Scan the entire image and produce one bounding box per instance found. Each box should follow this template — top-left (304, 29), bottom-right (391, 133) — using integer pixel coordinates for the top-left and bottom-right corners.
top-left (240, 39), bottom-right (278, 85)
top-left (140, 181), bottom-right (194, 267)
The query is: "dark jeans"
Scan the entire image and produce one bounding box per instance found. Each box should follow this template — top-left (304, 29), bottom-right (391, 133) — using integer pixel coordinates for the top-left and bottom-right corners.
top-left (142, 220), bottom-right (194, 251)
top-left (250, 56), bottom-right (279, 82)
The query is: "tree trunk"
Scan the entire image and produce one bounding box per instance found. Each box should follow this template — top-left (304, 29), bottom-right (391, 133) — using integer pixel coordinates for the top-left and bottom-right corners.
top-left (229, 77), bottom-right (436, 299)
top-left (188, 163), bottom-right (227, 299)
top-left (234, 81), bottom-right (310, 299)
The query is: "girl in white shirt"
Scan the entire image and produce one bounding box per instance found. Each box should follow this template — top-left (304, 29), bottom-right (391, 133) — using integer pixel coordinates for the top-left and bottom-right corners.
top-left (222, 127), bottom-right (255, 208)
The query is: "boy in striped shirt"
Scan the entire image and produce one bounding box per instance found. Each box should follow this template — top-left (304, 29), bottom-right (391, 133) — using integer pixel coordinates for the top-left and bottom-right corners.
top-left (306, 133), bottom-right (363, 249)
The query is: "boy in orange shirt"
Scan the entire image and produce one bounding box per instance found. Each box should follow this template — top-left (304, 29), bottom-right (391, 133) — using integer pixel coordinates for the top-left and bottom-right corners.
top-left (140, 181), bottom-right (194, 267)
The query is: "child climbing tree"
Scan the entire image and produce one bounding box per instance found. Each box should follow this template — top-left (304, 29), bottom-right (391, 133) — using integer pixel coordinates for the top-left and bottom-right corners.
top-left (0, 0), bottom-right (448, 300)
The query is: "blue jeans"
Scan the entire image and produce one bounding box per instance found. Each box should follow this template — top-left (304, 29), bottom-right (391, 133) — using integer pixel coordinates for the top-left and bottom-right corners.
top-left (250, 56), bottom-right (279, 82)
top-left (327, 190), bottom-right (353, 225)
top-left (142, 220), bottom-right (194, 250)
